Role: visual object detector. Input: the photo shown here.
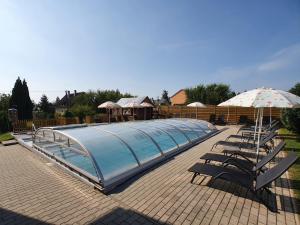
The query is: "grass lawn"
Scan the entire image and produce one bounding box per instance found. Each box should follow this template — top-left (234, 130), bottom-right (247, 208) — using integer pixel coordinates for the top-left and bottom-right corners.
top-left (279, 128), bottom-right (300, 199)
top-left (0, 132), bottom-right (14, 142)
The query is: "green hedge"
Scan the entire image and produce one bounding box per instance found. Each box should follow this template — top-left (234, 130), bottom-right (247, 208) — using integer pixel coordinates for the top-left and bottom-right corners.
top-left (281, 108), bottom-right (300, 134)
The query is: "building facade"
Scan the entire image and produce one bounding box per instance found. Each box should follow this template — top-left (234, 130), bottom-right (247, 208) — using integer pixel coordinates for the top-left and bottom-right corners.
top-left (170, 89), bottom-right (187, 105)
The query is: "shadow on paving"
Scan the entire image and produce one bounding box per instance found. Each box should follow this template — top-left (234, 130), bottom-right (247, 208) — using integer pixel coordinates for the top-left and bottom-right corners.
top-left (0, 208), bottom-right (51, 225)
top-left (192, 178), bottom-right (299, 214)
top-left (275, 177), bottom-right (300, 189)
top-left (90, 207), bottom-right (169, 225)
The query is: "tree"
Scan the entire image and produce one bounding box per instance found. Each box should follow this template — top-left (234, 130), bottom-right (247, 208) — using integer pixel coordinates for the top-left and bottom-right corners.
top-left (0, 94), bottom-right (11, 111)
top-left (70, 105), bottom-right (95, 123)
top-left (289, 82), bottom-right (300, 96)
top-left (185, 83), bottom-right (235, 105)
top-left (9, 77), bottom-right (33, 120)
top-left (71, 89), bottom-right (134, 111)
top-left (55, 97), bottom-right (60, 105)
top-left (39, 95), bottom-right (51, 113)
top-left (161, 90), bottom-right (170, 105)
top-left (281, 82), bottom-right (300, 134)
top-left (37, 94), bottom-right (55, 119)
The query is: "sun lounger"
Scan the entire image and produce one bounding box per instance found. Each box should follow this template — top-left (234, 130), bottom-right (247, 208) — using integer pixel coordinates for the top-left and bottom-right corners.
top-left (237, 120), bottom-right (279, 134)
top-left (200, 141), bottom-right (285, 175)
top-left (225, 132), bottom-right (269, 142)
top-left (211, 132), bottom-right (276, 152)
top-left (188, 152), bottom-right (298, 211)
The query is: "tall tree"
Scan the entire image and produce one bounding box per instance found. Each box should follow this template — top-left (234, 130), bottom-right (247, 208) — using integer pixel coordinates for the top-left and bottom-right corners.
top-left (161, 90), bottom-right (170, 105)
top-left (39, 95), bottom-right (51, 113)
top-left (9, 77), bottom-right (33, 120)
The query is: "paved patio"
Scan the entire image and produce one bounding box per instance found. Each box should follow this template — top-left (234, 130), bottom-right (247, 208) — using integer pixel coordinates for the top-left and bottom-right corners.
top-left (0, 126), bottom-right (299, 225)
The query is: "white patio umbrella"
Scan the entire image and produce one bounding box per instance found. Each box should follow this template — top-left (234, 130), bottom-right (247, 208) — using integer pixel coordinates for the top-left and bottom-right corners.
top-left (218, 87), bottom-right (300, 159)
top-left (123, 102), bottom-right (143, 120)
top-left (98, 101), bottom-right (121, 123)
top-left (187, 102), bottom-right (206, 119)
top-left (140, 102), bottom-right (154, 120)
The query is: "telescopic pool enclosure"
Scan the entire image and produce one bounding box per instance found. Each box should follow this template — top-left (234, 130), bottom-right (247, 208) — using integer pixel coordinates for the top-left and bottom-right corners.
top-left (33, 119), bottom-right (217, 191)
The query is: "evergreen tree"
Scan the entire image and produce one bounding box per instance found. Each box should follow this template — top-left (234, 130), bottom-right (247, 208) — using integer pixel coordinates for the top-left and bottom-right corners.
top-left (39, 95), bottom-right (51, 113)
top-left (161, 90), bottom-right (170, 105)
top-left (9, 77), bottom-right (33, 120)
top-left (22, 79), bottom-right (33, 119)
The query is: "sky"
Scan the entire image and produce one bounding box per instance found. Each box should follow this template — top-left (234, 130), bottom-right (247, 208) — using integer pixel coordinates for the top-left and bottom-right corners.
top-left (0, 0), bottom-right (299, 102)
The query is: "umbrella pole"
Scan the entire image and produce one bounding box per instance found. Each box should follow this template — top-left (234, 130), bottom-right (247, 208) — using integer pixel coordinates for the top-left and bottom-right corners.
top-left (196, 107), bottom-right (198, 120)
top-left (253, 108), bottom-right (259, 143)
top-left (256, 108), bottom-right (263, 162)
top-left (144, 108), bottom-right (146, 120)
top-left (269, 107), bottom-right (272, 127)
top-left (108, 109), bottom-right (110, 123)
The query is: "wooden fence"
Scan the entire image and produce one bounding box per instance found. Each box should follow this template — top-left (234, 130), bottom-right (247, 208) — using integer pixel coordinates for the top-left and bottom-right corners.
top-left (13, 117), bottom-right (80, 133)
top-left (12, 106), bottom-right (282, 132)
top-left (13, 114), bottom-right (110, 133)
top-left (158, 105), bottom-right (282, 124)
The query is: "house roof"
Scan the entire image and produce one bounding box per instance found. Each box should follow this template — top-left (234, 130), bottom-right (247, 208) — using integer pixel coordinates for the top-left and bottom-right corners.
top-left (170, 89), bottom-right (185, 98)
top-left (117, 96), bottom-right (148, 107)
top-left (57, 92), bottom-right (85, 106)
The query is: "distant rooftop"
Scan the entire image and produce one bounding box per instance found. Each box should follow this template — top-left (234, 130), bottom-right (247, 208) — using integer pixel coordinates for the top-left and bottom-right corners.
top-left (117, 96), bottom-right (150, 107)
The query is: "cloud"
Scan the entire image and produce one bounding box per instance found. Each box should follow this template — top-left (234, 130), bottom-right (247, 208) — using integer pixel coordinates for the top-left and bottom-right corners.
top-left (208, 43), bottom-right (300, 91)
top-left (257, 43), bottom-right (300, 72)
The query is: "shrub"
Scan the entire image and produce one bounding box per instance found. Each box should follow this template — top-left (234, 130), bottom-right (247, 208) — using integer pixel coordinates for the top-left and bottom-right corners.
top-left (63, 110), bottom-right (74, 118)
top-left (70, 105), bottom-right (95, 123)
top-left (0, 111), bottom-right (10, 133)
top-left (281, 108), bottom-right (300, 134)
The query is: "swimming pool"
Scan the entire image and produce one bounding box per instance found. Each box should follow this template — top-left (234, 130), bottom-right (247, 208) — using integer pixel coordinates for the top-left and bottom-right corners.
top-left (33, 119), bottom-right (217, 191)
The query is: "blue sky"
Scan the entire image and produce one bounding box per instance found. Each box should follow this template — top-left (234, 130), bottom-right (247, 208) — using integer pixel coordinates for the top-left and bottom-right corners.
top-left (0, 0), bottom-right (299, 102)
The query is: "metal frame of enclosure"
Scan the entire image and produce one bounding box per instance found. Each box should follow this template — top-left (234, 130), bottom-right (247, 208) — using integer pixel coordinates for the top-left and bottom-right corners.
top-left (33, 119), bottom-right (218, 191)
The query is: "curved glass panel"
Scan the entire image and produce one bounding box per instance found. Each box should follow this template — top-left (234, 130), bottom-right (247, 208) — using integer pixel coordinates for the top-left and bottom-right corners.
top-left (168, 119), bottom-right (207, 137)
top-left (127, 122), bottom-right (178, 153)
top-left (160, 120), bottom-right (199, 141)
top-left (96, 125), bottom-right (162, 164)
top-left (177, 118), bottom-right (214, 133)
top-left (149, 121), bottom-right (189, 146)
top-left (34, 130), bottom-right (97, 177)
top-left (62, 127), bottom-right (139, 180)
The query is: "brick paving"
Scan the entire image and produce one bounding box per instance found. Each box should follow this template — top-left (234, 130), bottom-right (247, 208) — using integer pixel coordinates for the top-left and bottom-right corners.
top-left (0, 126), bottom-right (299, 225)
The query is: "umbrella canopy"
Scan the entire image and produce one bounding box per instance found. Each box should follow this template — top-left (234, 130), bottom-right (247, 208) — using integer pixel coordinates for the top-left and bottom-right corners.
top-left (187, 102), bottom-right (206, 107)
top-left (123, 102), bottom-right (144, 108)
top-left (140, 102), bottom-right (154, 107)
top-left (218, 88), bottom-right (300, 108)
top-left (218, 87), bottom-right (300, 159)
top-left (98, 101), bottom-right (121, 109)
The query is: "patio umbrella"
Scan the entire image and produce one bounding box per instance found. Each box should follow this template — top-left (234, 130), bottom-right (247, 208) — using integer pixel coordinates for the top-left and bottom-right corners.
top-left (218, 87), bottom-right (300, 159)
top-left (123, 102), bottom-right (143, 120)
top-left (187, 102), bottom-right (206, 119)
top-left (140, 102), bottom-right (154, 120)
top-left (98, 101), bottom-right (121, 123)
